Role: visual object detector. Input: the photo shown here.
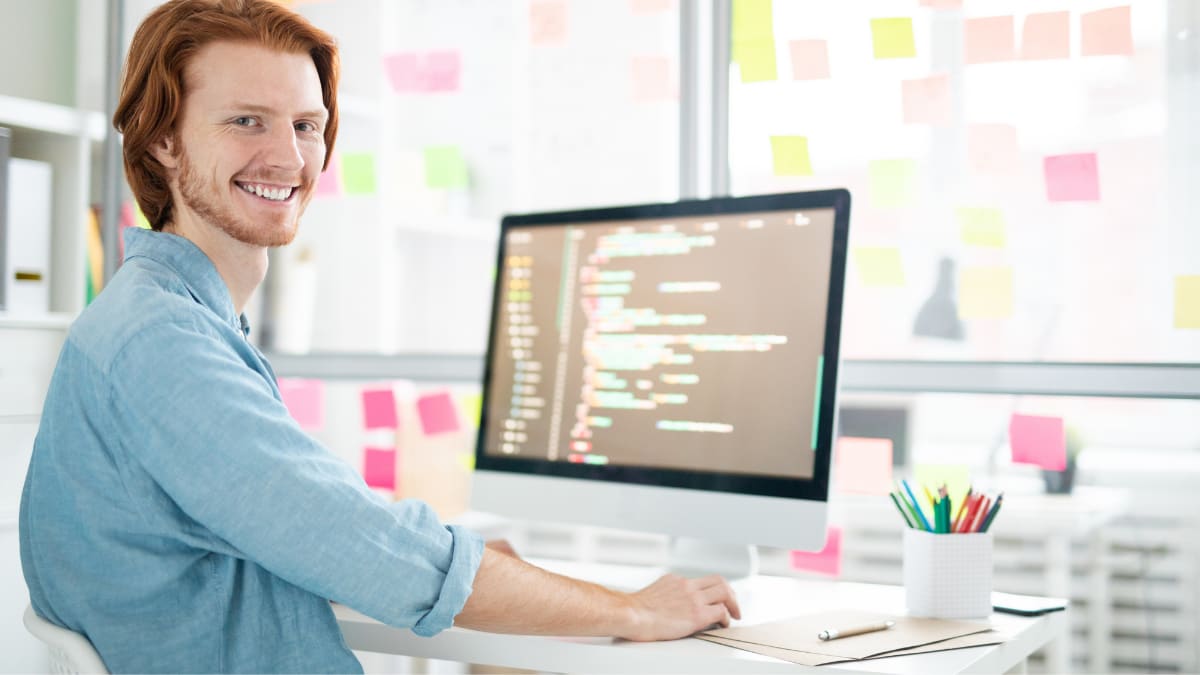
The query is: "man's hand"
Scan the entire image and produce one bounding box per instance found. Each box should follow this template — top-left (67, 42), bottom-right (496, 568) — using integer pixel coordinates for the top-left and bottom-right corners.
top-left (484, 539), bottom-right (519, 558)
top-left (621, 574), bottom-right (741, 642)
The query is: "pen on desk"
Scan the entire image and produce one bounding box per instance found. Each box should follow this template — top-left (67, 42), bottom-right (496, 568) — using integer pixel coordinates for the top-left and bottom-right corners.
top-left (817, 620), bottom-right (895, 641)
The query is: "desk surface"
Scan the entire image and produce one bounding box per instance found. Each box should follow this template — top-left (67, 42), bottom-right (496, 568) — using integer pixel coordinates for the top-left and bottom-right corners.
top-left (335, 559), bottom-right (1066, 674)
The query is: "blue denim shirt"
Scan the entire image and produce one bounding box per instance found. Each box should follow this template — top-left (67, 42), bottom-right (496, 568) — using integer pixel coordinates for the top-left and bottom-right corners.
top-left (20, 228), bottom-right (484, 673)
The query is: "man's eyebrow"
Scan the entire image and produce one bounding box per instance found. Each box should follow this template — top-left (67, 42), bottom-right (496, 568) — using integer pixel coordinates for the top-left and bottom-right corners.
top-left (224, 103), bottom-right (328, 121)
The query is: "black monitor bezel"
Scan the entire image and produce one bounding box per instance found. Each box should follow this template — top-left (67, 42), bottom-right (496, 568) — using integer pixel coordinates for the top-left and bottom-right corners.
top-left (475, 189), bottom-right (851, 503)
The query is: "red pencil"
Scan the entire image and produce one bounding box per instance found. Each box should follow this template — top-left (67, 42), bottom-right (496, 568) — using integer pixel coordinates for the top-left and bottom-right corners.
top-left (968, 496), bottom-right (992, 533)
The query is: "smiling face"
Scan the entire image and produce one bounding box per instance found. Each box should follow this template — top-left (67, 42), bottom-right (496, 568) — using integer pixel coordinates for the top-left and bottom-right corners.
top-left (160, 41), bottom-right (327, 247)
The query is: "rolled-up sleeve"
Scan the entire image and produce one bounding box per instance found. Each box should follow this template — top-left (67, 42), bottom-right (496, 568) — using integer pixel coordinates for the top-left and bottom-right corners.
top-left (106, 318), bottom-right (484, 635)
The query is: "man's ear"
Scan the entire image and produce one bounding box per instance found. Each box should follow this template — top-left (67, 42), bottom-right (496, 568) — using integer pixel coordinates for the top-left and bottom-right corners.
top-left (149, 134), bottom-right (179, 170)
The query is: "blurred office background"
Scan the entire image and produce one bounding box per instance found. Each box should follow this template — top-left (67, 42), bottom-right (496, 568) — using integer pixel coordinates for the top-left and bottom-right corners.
top-left (1, 0), bottom-right (1198, 672)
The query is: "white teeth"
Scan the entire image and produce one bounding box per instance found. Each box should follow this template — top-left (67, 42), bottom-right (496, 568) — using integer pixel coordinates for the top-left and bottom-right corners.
top-left (239, 183), bottom-right (292, 202)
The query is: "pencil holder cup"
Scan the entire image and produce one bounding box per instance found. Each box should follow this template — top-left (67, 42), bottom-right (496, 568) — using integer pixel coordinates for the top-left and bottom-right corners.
top-left (903, 528), bottom-right (993, 619)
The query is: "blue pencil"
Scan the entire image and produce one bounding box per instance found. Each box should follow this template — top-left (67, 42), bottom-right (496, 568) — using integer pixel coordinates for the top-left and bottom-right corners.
top-left (901, 479), bottom-right (934, 531)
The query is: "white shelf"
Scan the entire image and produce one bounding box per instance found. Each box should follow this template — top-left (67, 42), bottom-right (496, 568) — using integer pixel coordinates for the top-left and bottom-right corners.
top-left (0, 313), bottom-right (75, 330)
top-left (0, 94), bottom-right (106, 142)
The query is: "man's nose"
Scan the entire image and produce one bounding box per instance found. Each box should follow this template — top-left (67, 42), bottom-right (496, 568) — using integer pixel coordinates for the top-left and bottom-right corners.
top-left (263, 123), bottom-right (304, 173)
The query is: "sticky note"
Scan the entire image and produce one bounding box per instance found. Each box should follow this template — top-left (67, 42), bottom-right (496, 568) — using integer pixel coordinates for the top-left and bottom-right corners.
top-left (422, 51), bottom-right (462, 92)
top-left (965, 16), bottom-right (1015, 64)
top-left (901, 74), bottom-right (952, 126)
top-left (732, 0), bottom-right (776, 82)
top-left (382, 52), bottom-right (423, 92)
top-left (836, 437), bottom-right (893, 495)
top-left (417, 391), bottom-right (462, 435)
top-left (361, 387), bottom-right (399, 430)
top-left (1021, 11), bottom-right (1070, 61)
top-left (853, 247), bottom-right (905, 287)
top-left (788, 40), bottom-right (830, 80)
top-left (1009, 414), bottom-right (1066, 471)
top-left (363, 447), bottom-right (397, 491)
top-left (314, 154), bottom-right (342, 197)
top-left (737, 39), bottom-right (777, 83)
top-left (457, 452), bottom-right (476, 472)
top-left (424, 146), bottom-right (469, 189)
top-left (383, 51), bottom-right (461, 93)
top-left (1044, 153), bottom-right (1100, 202)
top-left (631, 0), bottom-right (673, 13)
top-left (789, 526), bottom-right (841, 576)
top-left (958, 266), bottom-right (1014, 319)
top-left (460, 392), bottom-right (483, 428)
top-left (277, 378), bottom-right (324, 431)
top-left (530, 0), bottom-right (567, 45)
top-left (967, 124), bottom-right (1019, 175)
top-left (868, 158), bottom-right (918, 208)
top-left (1082, 6), bottom-right (1133, 57)
top-left (770, 136), bottom-right (813, 176)
top-left (956, 207), bottom-right (1006, 247)
top-left (631, 55), bottom-right (674, 102)
top-left (340, 153), bottom-right (377, 195)
top-left (1176, 276), bottom-right (1200, 329)
top-left (913, 464), bottom-right (970, 510)
top-left (870, 18), bottom-right (916, 60)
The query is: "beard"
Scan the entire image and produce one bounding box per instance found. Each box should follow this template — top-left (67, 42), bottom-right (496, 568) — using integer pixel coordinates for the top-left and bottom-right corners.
top-left (176, 148), bottom-right (309, 248)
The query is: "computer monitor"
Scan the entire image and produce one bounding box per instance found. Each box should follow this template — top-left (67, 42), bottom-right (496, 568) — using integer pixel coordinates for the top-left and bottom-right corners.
top-left (472, 190), bottom-right (850, 573)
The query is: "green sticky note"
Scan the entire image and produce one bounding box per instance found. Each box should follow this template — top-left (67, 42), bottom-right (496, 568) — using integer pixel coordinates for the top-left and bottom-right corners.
top-left (340, 153), bottom-right (377, 195)
top-left (770, 136), bottom-right (812, 176)
top-left (871, 17), bottom-right (917, 59)
top-left (868, 159), bottom-right (918, 208)
top-left (460, 392), bottom-right (483, 428)
top-left (1175, 276), bottom-right (1200, 329)
top-left (853, 247), bottom-right (905, 287)
top-left (956, 207), bottom-right (1007, 247)
top-left (424, 146), bottom-right (469, 188)
top-left (914, 464), bottom-right (970, 512)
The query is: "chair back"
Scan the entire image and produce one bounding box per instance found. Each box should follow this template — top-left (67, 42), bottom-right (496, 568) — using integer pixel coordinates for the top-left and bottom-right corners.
top-left (22, 605), bottom-right (109, 675)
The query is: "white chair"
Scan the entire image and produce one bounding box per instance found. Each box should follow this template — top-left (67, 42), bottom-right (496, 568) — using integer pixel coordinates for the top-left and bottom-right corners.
top-left (22, 605), bottom-right (108, 675)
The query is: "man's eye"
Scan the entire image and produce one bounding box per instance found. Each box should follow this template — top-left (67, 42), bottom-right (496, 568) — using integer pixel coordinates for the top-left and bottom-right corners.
top-left (295, 121), bottom-right (316, 132)
top-left (234, 117), bottom-right (258, 127)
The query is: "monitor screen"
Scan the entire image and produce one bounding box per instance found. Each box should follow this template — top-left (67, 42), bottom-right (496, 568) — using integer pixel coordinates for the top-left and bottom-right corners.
top-left (473, 190), bottom-right (850, 553)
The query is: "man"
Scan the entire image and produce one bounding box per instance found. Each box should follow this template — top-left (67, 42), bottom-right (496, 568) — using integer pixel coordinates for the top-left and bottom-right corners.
top-left (19, 1), bottom-right (738, 672)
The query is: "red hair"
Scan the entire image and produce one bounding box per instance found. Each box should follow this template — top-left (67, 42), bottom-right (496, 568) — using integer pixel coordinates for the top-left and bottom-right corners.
top-left (114, 0), bottom-right (339, 230)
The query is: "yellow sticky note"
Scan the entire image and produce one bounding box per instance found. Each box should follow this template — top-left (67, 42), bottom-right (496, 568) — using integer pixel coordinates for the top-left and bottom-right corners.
top-left (736, 39), bottom-right (778, 82)
top-left (1176, 276), bottom-right (1200, 329)
top-left (868, 159), bottom-right (918, 208)
top-left (732, 0), bottom-right (773, 44)
top-left (457, 452), bottom-right (476, 472)
top-left (959, 266), bottom-right (1014, 319)
top-left (424, 146), bottom-right (469, 188)
top-left (914, 464), bottom-right (970, 511)
top-left (732, 0), bottom-right (776, 82)
top-left (770, 136), bottom-right (812, 176)
top-left (871, 17), bottom-right (916, 59)
top-left (956, 207), bottom-right (1006, 247)
top-left (853, 247), bottom-right (905, 287)
top-left (460, 392), bottom-right (483, 428)
top-left (340, 153), bottom-right (377, 195)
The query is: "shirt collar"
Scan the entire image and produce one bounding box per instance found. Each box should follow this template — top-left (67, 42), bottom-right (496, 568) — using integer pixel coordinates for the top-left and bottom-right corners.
top-left (122, 227), bottom-right (250, 336)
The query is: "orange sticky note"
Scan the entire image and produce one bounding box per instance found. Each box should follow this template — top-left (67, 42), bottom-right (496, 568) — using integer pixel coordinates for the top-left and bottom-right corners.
top-left (871, 18), bottom-right (916, 59)
top-left (902, 74), bottom-right (952, 126)
top-left (1021, 11), bottom-right (1070, 61)
top-left (1044, 153), bottom-right (1100, 202)
top-left (1009, 414), bottom-right (1066, 471)
top-left (789, 40), bottom-right (830, 80)
top-left (958, 266), bottom-right (1013, 319)
top-left (631, 55), bottom-right (675, 102)
top-left (770, 136), bottom-right (813, 176)
top-left (315, 154), bottom-right (342, 198)
top-left (967, 124), bottom-right (1020, 174)
top-left (854, 247), bottom-right (905, 287)
top-left (417, 391), bottom-right (461, 435)
top-left (790, 526), bottom-right (841, 576)
top-left (363, 447), bottom-right (397, 491)
top-left (868, 158), bottom-right (918, 208)
top-left (1081, 6), bottom-right (1133, 57)
top-left (530, 0), bottom-right (567, 45)
top-left (1176, 276), bottom-right (1200, 329)
top-left (361, 387), bottom-right (399, 430)
top-left (965, 15), bottom-right (1015, 64)
top-left (278, 378), bottom-right (324, 431)
top-left (836, 437), bottom-right (893, 495)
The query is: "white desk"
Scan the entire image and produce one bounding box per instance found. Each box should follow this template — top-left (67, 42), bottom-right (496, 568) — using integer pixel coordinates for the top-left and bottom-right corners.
top-left (336, 559), bottom-right (1067, 674)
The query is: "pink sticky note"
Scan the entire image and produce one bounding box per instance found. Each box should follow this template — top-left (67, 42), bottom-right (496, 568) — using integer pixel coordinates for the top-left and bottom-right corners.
top-left (363, 447), bottom-right (397, 491)
top-left (1081, 6), bottom-right (1133, 57)
top-left (417, 391), bottom-right (461, 435)
top-left (1044, 153), bottom-right (1100, 202)
top-left (382, 52), bottom-right (424, 92)
top-left (315, 155), bottom-right (342, 198)
top-left (836, 437), bottom-right (893, 495)
top-left (423, 51), bottom-right (461, 92)
top-left (788, 40), bottom-right (830, 81)
top-left (277, 378), bottom-right (324, 431)
top-left (1009, 414), bottom-right (1067, 471)
top-left (1021, 11), bottom-right (1070, 61)
top-left (901, 74), bottom-right (951, 126)
top-left (789, 526), bottom-right (842, 576)
top-left (967, 124), bottom-right (1019, 175)
top-left (965, 16), bottom-right (1015, 64)
top-left (530, 0), bottom-right (567, 45)
top-left (361, 387), bottom-right (399, 430)
top-left (631, 55), bottom-right (675, 102)
top-left (631, 0), bottom-right (672, 12)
